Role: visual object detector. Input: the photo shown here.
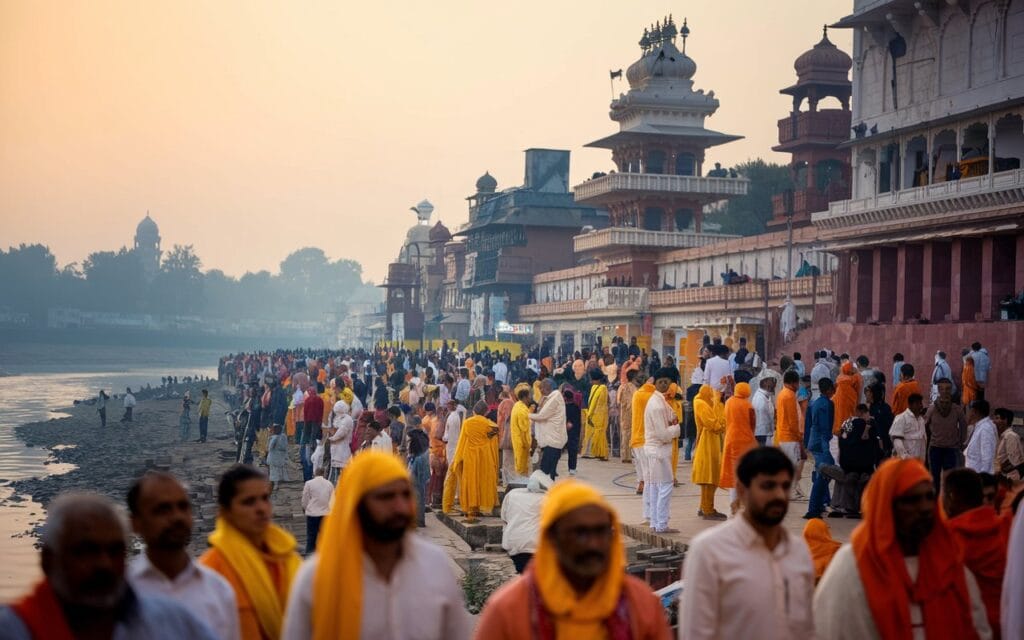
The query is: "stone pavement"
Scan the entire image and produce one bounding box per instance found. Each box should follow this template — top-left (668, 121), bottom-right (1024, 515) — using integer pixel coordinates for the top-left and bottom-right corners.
top-left (552, 451), bottom-right (860, 549)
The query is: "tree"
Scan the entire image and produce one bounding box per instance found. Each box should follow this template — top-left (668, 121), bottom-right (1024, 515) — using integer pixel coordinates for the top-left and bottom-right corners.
top-left (150, 245), bottom-right (204, 314)
top-left (83, 248), bottom-right (145, 312)
top-left (704, 160), bottom-right (792, 236)
top-left (0, 244), bottom-right (59, 320)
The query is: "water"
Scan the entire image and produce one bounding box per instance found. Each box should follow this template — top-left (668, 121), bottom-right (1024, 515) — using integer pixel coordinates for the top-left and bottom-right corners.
top-left (0, 342), bottom-right (220, 601)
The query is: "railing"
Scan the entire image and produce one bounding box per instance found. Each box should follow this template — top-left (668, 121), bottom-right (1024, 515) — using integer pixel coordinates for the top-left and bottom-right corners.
top-left (777, 110), bottom-right (850, 145)
top-left (573, 227), bottom-right (736, 253)
top-left (771, 190), bottom-right (831, 217)
top-left (814, 168), bottom-right (1024, 229)
top-left (649, 276), bottom-right (833, 307)
top-left (584, 287), bottom-right (649, 311)
top-left (517, 299), bottom-right (587, 318)
top-left (573, 172), bottom-right (749, 202)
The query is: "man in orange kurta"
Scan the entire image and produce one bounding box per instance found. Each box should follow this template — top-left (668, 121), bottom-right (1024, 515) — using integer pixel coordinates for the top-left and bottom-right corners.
top-left (719, 382), bottom-right (758, 515)
top-left (832, 361), bottom-right (861, 434)
top-left (891, 363), bottom-right (922, 416)
top-left (473, 481), bottom-right (672, 639)
top-left (443, 401), bottom-right (499, 521)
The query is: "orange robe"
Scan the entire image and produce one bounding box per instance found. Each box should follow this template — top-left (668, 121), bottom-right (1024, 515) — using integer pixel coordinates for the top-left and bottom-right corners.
top-left (803, 518), bottom-right (841, 580)
top-left (961, 360), bottom-right (978, 408)
top-left (949, 506), bottom-right (1010, 637)
top-left (774, 386), bottom-right (801, 444)
top-left (832, 363), bottom-right (861, 434)
top-left (719, 383), bottom-right (757, 489)
top-left (891, 379), bottom-right (922, 417)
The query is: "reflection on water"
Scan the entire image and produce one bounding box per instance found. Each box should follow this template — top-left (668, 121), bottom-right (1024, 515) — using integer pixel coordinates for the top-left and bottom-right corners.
top-left (0, 342), bottom-right (219, 602)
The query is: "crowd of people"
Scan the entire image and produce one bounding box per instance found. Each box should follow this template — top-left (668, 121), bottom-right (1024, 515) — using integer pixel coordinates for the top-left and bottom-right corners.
top-left (3, 337), bottom-right (1023, 638)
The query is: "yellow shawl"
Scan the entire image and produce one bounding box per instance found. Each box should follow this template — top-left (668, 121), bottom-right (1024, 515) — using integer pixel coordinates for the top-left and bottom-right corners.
top-left (534, 480), bottom-right (625, 639)
top-left (207, 517), bottom-right (300, 640)
top-left (313, 450), bottom-right (413, 640)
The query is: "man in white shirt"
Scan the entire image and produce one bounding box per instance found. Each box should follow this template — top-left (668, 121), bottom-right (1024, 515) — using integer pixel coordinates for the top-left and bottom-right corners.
top-left (121, 387), bottom-right (137, 422)
top-left (529, 379), bottom-right (567, 480)
top-left (965, 400), bottom-right (997, 474)
top-left (443, 402), bottom-right (464, 466)
top-left (500, 470), bottom-right (551, 573)
top-left (680, 447), bottom-right (815, 640)
top-left (327, 401), bottom-right (354, 485)
top-left (703, 345), bottom-right (733, 394)
top-left (890, 393), bottom-right (927, 460)
top-left (492, 358), bottom-right (509, 386)
top-left (302, 467), bottom-right (334, 554)
top-left (282, 451), bottom-right (472, 639)
top-left (752, 377), bottom-right (776, 445)
top-left (644, 368), bottom-right (681, 534)
top-left (127, 472), bottom-right (240, 640)
top-left (810, 351), bottom-right (832, 402)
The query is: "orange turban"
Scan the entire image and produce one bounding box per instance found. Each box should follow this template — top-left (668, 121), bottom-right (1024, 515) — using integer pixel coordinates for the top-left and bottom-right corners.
top-left (803, 518), bottom-right (841, 579)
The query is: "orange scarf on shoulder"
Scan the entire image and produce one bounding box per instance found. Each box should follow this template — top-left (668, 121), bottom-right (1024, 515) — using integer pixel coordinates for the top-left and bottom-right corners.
top-left (12, 580), bottom-right (75, 640)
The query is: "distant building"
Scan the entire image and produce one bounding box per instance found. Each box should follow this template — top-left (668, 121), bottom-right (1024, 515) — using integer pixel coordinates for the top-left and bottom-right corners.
top-left (133, 213), bottom-right (162, 280)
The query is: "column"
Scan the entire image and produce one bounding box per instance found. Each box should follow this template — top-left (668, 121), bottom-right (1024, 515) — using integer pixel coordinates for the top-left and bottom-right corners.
top-left (895, 244), bottom-right (924, 322)
top-left (950, 238), bottom-right (982, 322)
top-left (849, 249), bottom-right (873, 323)
top-left (835, 252), bottom-right (851, 321)
top-left (922, 242), bottom-right (952, 322)
top-left (1017, 235), bottom-right (1024, 294)
top-left (981, 236), bottom-right (1016, 320)
top-left (872, 247), bottom-right (897, 322)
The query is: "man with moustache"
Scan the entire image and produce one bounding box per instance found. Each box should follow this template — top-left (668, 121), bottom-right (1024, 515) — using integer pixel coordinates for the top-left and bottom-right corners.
top-left (0, 492), bottom-right (217, 639)
top-left (127, 471), bottom-right (240, 639)
top-left (282, 450), bottom-right (471, 639)
top-left (680, 447), bottom-right (815, 639)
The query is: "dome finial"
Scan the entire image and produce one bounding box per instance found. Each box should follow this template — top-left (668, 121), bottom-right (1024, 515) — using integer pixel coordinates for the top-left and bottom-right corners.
top-left (681, 17), bottom-right (690, 54)
top-left (822, 24), bottom-right (829, 40)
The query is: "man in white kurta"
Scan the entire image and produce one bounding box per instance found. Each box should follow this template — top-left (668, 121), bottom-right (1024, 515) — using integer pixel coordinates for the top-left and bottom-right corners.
top-left (644, 370), bottom-right (681, 534)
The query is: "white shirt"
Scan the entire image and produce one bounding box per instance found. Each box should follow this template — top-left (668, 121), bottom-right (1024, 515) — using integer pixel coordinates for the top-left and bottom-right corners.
top-left (680, 515), bottom-right (816, 640)
top-left (890, 409), bottom-right (927, 460)
top-left (293, 389), bottom-right (306, 407)
top-left (443, 410), bottom-right (462, 464)
top-left (370, 431), bottom-right (393, 452)
top-left (302, 476), bottom-right (334, 516)
top-left (814, 544), bottom-right (991, 640)
top-left (500, 488), bottom-right (544, 556)
top-left (124, 392), bottom-right (136, 408)
top-left (529, 391), bottom-right (567, 449)
top-left (128, 554), bottom-right (240, 640)
top-left (282, 536), bottom-right (472, 640)
top-left (328, 414), bottom-right (354, 468)
top-left (752, 388), bottom-right (776, 437)
top-left (965, 416), bottom-right (997, 473)
top-left (492, 361), bottom-right (509, 385)
top-left (703, 356), bottom-right (732, 392)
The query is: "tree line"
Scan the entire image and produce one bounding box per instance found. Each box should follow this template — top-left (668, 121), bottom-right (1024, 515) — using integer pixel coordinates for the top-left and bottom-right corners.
top-left (0, 244), bottom-right (378, 324)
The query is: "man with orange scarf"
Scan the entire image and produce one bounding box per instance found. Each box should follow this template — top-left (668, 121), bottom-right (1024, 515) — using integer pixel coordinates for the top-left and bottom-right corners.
top-left (201, 465), bottom-right (301, 640)
top-left (475, 480), bottom-right (672, 639)
top-left (813, 458), bottom-right (992, 639)
top-left (282, 450), bottom-right (471, 639)
top-left (944, 468), bottom-right (1009, 638)
top-left (1, 493), bottom-right (216, 640)
top-left (719, 382), bottom-right (758, 515)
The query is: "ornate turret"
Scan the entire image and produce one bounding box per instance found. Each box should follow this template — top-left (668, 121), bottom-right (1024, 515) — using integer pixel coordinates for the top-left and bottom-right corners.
top-left (133, 212), bottom-right (162, 280)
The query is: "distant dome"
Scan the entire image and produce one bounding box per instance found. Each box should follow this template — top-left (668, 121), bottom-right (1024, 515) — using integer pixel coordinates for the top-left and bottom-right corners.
top-left (794, 28), bottom-right (851, 85)
top-left (411, 199), bottom-right (434, 223)
top-left (475, 171), bottom-right (497, 193)
top-left (626, 38), bottom-right (696, 90)
top-left (428, 221), bottom-right (452, 243)
top-left (136, 214), bottom-right (159, 238)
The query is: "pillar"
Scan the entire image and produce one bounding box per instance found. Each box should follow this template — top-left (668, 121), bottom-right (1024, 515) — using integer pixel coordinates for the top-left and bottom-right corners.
top-left (982, 236), bottom-right (1016, 320)
top-left (950, 238), bottom-right (982, 322)
top-left (896, 244), bottom-right (924, 322)
top-left (872, 247), bottom-right (897, 322)
top-left (850, 249), bottom-right (873, 323)
top-left (922, 242), bottom-right (951, 322)
top-left (834, 252), bottom-right (851, 321)
top-left (1016, 235), bottom-right (1024, 294)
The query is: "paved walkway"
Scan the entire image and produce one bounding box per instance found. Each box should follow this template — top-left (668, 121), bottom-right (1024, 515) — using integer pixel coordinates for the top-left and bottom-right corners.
top-left (549, 452), bottom-right (859, 548)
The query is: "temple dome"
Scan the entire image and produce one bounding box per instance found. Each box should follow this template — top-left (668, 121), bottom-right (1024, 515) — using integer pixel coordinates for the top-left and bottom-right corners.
top-left (475, 171), bottom-right (497, 193)
top-left (626, 38), bottom-right (696, 90)
top-left (136, 214), bottom-right (159, 238)
top-left (794, 28), bottom-right (851, 85)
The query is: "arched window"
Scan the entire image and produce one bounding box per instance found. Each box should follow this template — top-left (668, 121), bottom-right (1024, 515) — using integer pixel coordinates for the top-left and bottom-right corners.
top-left (646, 150), bottom-right (666, 174)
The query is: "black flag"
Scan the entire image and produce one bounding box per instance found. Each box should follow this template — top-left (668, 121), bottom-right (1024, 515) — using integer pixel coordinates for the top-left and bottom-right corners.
top-left (609, 69), bottom-right (622, 80)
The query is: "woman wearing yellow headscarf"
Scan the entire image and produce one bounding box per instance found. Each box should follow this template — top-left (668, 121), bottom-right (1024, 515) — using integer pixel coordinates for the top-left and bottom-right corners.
top-left (691, 385), bottom-right (727, 520)
top-left (583, 371), bottom-right (610, 460)
top-left (474, 480), bottom-right (672, 639)
top-left (281, 450), bottom-right (472, 639)
top-left (201, 466), bottom-right (301, 640)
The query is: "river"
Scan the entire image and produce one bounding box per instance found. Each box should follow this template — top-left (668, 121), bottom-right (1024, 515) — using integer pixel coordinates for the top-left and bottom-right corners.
top-left (0, 342), bottom-right (220, 601)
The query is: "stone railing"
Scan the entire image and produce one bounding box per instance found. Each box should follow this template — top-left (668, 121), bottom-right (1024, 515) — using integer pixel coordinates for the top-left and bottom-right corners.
top-left (776, 110), bottom-right (850, 145)
top-left (584, 286), bottom-right (649, 311)
top-left (517, 299), bottom-right (587, 319)
top-left (814, 168), bottom-right (1024, 229)
top-left (573, 227), bottom-right (736, 253)
top-left (649, 276), bottom-right (832, 307)
top-left (573, 172), bottom-right (749, 202)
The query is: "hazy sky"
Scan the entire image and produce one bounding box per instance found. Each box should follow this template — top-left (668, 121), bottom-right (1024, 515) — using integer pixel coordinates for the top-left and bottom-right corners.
top-left (0, 1), bottom-right (851, 283)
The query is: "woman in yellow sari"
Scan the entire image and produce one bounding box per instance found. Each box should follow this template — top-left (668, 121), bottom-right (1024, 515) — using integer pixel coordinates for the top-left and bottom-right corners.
top-left (583, 370), bottom-right (610, 460)
top-left (691, 385), bottom-right (727, 520)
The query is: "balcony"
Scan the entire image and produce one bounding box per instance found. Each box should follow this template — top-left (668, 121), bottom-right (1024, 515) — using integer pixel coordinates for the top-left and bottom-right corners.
top-left (573, 172), bottom-right (748, 205)
top-left (517, 299), bottom-right (587, 319)
top-left (813, 168), bottom-right (1024, 231)
top-left (775, 110), bottom-right (850, 148)
top-left (573, 227), bottom-right (736, 254)
top-left (649, 276), bottom-right (833, 308)
top-left (771, 190), bottom-right (831, 218)
top-left (584, 286), bottom-right (649, 312)
top-left (462, 253), bottom-right (533, 287)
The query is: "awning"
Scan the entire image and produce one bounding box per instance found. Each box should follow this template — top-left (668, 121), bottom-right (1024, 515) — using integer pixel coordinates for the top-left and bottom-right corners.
top-left (824, 222), bottom-right (1021, 252)
top-left (367, 321), bottom-right (386, 331)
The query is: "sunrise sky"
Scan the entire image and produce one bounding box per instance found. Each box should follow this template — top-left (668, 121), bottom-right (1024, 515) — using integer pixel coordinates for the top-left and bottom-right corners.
top-left (0, 1), bottom-right (852, 283)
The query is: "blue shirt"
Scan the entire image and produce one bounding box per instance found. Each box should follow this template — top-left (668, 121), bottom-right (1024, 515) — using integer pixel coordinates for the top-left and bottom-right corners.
top-left (0, 585), bottom-right (218, 640)
top-left (807, 395), bottom-right (835, 459)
